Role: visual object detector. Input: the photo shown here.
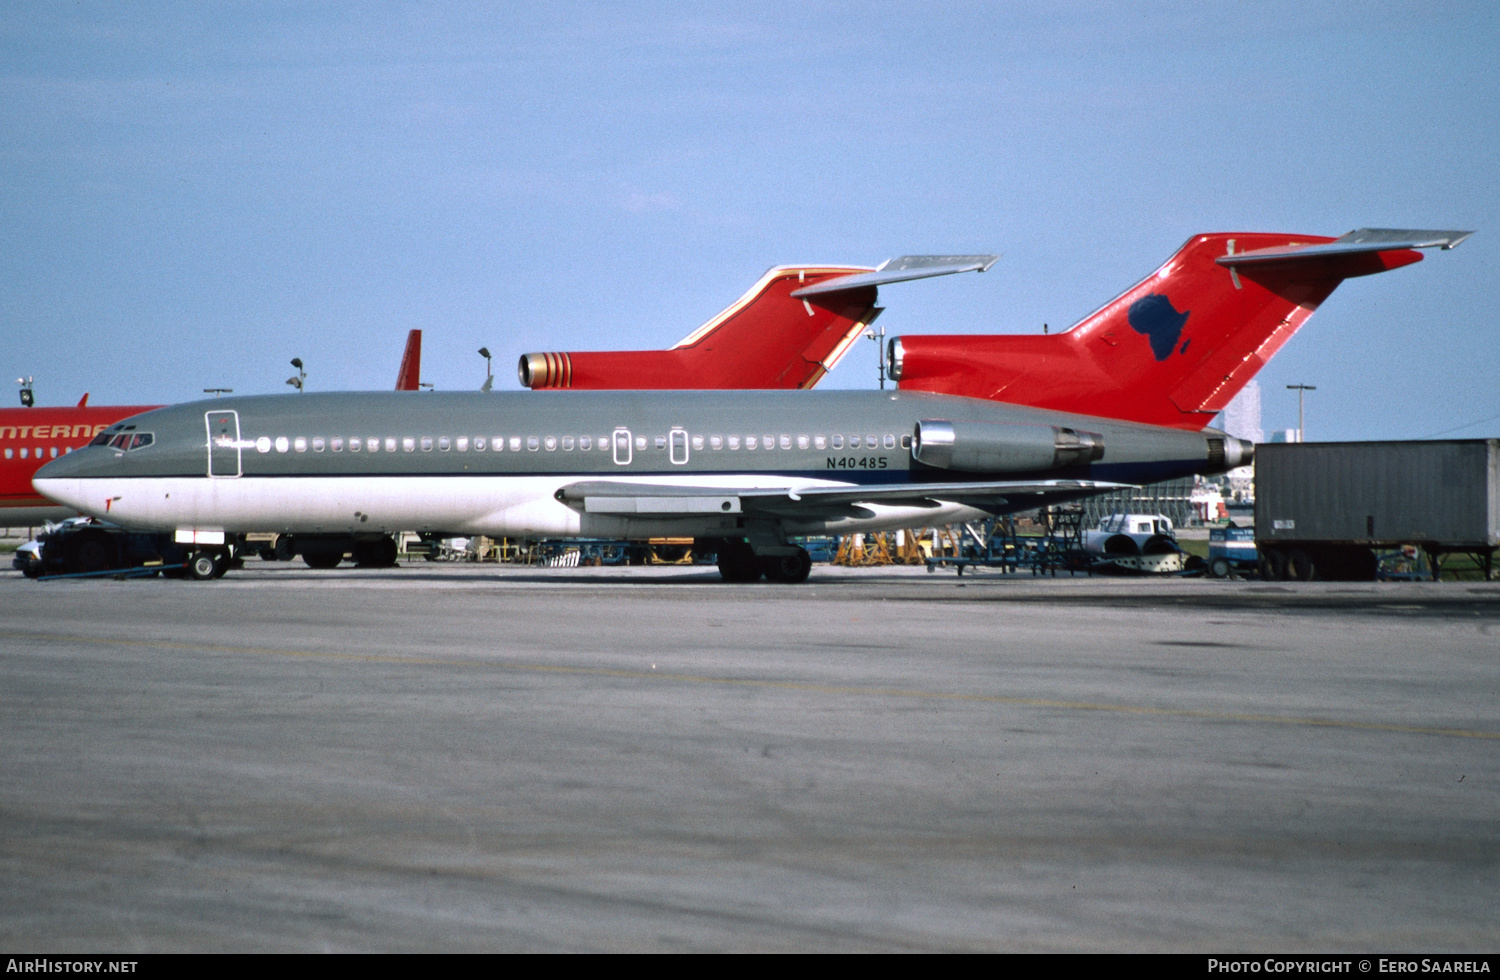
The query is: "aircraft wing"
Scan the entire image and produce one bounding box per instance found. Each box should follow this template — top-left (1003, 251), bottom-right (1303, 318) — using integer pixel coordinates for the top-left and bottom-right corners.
top-left (555, 478), bottom-right (1129, 520)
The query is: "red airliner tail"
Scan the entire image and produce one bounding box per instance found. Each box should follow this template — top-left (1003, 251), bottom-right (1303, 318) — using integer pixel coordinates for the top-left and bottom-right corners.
top-left (518, 256), bottom-right (998, 390)
top-left (519, 266), bottom-right (878, 390)
top-left (891, 230), bottom-right (1471, 430)
top-left (394, 329), bottom-right (422, 391)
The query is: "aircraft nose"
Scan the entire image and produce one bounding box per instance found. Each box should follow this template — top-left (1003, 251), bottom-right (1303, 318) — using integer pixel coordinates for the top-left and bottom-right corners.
top-left (35, 447), bottom-right (105, 481)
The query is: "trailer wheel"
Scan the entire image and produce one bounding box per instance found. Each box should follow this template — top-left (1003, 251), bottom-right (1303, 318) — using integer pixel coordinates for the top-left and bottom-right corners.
top-left (1288, 549), bottom-right (1317, 582)
top-left (1209, 557), bottom-right (1232, 579)
top-left (1258, 549), bottom-right (1287, 581)
top-left (187, 551), bottom-right (222, 581)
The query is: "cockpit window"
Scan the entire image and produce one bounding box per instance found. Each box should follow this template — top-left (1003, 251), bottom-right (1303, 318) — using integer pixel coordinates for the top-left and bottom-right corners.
top-left (107, 432), bottom-right (154, 451)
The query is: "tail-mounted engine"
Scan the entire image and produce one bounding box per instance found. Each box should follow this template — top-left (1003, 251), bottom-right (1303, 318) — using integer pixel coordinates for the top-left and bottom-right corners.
top-left (912, 419), bottom-right (1105, 473)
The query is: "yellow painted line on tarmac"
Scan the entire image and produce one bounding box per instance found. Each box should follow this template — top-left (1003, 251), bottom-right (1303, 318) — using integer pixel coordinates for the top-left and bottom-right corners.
top-left (5, 629), bottom-right (1497, 741)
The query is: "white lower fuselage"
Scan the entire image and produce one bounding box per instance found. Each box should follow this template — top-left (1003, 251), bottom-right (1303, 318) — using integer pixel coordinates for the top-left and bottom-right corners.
top-left (36, 473), bottom-right (992, 540)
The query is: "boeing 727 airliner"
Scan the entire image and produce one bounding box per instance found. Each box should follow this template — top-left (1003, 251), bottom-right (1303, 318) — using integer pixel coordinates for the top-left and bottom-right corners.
top-left (32, 227), bottom-right (1468, 583)
top-left (36, 388), bottom-right (1242, 581)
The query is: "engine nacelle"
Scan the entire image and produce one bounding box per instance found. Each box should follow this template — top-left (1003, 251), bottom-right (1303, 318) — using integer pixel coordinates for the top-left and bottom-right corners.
top-left (518, 352), bottom-right (572, 389)
top-left (912, 419), bottom-right (1105, 473)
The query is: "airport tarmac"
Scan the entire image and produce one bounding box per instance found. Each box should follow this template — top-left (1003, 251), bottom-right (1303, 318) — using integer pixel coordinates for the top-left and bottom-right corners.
top-left (2, 562), bottom-right (1497, 952)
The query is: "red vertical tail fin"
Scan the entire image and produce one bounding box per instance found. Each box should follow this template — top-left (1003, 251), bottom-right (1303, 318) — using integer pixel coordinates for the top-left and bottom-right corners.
top-left (519, 266), bottom-right (879, 390)
top-left (394, 329), bottom-right (422, 391)
top-left (518, 256), bottom-right (998, 390)
top-left (892, 230), bottom-right (1470, 429)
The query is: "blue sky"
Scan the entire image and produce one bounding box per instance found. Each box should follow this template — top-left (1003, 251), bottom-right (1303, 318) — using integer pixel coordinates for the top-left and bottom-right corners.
top-left (3, 1), bottom-right (1496, 439)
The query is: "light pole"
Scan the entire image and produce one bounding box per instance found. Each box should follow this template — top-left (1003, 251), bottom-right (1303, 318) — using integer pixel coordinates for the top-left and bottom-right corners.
top-left (1287, 384), bottom-right (1316, 442)
top-left (17, 376), bottom-right (34, 408)
top-left (286, 358), bottom-right (306, 393)
top-left (478, 347), bottom-right (493, 392)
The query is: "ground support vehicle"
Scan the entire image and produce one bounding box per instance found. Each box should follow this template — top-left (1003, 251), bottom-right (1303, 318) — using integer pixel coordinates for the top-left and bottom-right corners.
top-left (1254, 440), bottom-right (1498, 581)
top-left (1207, 524), bottom-right (1259, 578)
top-left (28, 517), bottom-right (208, 579)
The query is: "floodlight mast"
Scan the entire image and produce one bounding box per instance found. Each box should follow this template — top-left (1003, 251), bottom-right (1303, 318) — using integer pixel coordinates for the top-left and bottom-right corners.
top-left (287, 358), bottom-right (306, 393)
top-left (1287, 384), bottom-right (1316, 441)
top-left (479, 347), bottom-right (493, 392)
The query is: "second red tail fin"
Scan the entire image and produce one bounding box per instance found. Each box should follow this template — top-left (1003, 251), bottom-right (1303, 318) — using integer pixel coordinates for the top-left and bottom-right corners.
top-left (517, 256), bottom-right (998, 390)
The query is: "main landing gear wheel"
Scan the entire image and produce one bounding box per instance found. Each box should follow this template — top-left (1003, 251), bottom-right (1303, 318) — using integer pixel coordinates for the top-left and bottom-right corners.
top-left (353, 536), bottom-right (399, 568)
top-left (303, 552), bottom-right (342, 570)
top-left (712, 539), bottom-right (763, 583)
top-left (761, 548), bottom-right (812, 585)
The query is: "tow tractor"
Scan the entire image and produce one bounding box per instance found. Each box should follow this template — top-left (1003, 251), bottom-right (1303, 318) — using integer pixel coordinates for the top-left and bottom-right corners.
top-left (21, 517), bottom-right (225, 580)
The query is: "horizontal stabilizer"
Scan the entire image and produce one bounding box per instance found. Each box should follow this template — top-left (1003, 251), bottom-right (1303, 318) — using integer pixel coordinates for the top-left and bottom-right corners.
top-left (1217, 228), bottom-right (1473, 266)
top-left (556, 477), bottom-right (1128, 518)
top-left (790, 254), bottom-right (1000, 297)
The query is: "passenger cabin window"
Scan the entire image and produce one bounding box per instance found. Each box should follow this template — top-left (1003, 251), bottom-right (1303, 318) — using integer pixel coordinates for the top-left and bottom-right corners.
top-left (544, 436), bottom-right (557, 451)
top-left (710, 435), bottom-right (723, 450)
top-left (728, 436), bottom-right (740, 450)
top-left (294, 437), bottom-right (307, 453)
top-left (474, 437), bottom-right (486, 451)
top-left (779, 435), bottom-right (791, 450)
top-left (527, 437), bottom-right (539, 451)
top-left (421, 437), bottom-right (433, 451)
top-left (332, 437), bottom-right (344, 452)
top-left (367, 438), bottom-right (379, 452)
top-left (510, 437), bottom-right (521, 452)
top-left (745, 436), bottom-right (757, 450)
top-left (439, 437), bottom-right (452, 451)
top-left (456, 437), bottom-right (469, 452)
top-left (691, 435), bottom-right (704, 451)
top-left (884, 434), bottom-right (896, 449)
top-left (814, 435), bottom-right (826, 450)
top-left (313, 437), bottom-right (325, 452)
top-left (562, 436), bottom-right (574, 451)
top-left (349, 438), bottom-right (360, 452)
top-left (385, 437), bottom-right (397, 452)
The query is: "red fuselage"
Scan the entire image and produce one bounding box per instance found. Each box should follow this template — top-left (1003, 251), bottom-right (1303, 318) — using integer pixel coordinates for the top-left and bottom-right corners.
top-left (1, 404), bottom-right (160, 525)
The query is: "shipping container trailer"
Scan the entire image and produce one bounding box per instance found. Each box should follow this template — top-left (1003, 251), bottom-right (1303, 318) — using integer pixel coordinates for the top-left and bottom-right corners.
top-left (1254, 439), bottom-right (1498, 581)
